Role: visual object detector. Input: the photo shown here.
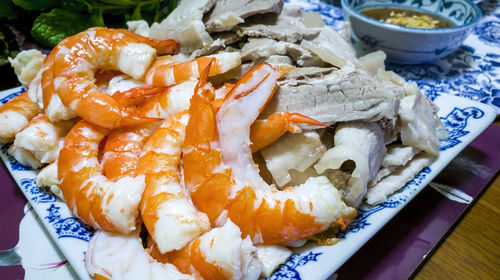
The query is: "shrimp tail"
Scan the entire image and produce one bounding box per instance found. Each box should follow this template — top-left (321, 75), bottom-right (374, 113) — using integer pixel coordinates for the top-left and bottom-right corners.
top-left (102, 27), bottom-right (180, 55)
top-left (287, 112), bottom-right (331, 131)
top-left (194, 59), bottom-right (214, 96)
top-left (112, 85), bottom-right (168, 107)
top-left (250, 112), bottom-right (331, 152)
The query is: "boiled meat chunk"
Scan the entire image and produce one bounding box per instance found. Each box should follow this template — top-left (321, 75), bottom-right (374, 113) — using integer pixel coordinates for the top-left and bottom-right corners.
top-left (149, 0), bottom-right (218, 53)
top-left (366, 154), bottom-right (433, 205)
top-left (398, 91), bottom-right (440, 156)
top-left (236, 11), bottom-right (319, 43)
top-left (205, 0), bottom-right (284, 32)
top-left (260, 130), bottom-right (326, 187)
top-left (264, 65), bottom-right (403, 127)
top-left (300, 26), bottom-right (360, 68)
top-left (315, 122), bottom-right (386, 207)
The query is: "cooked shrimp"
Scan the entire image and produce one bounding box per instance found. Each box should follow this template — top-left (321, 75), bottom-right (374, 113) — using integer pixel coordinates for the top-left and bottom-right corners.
top-left (8, 114), bottom-right (76, 169)
top-left (137, 111), bottom-right (210, 253)
top-left (58, 120), bottom-right (145, 233)
top-left (40, 44), bottom-right (79, 122)
top-left (86, 229), bottom-right (195, 280)
top-left (87, 220), bottom-right (260, 280)
top-left (101, 124), bottom-right (158, 180)
top-left (147, 219), bottom-right (261, 280)
top-left (145, 52), bottom-right (241, 87)
top-left (113, 81), bottom-right (198, 120)
top-left (183, 63), bottom-right (355, 244)
top-left (49, 27), bottom-right (178, 129)
top-left (0, 91), bottom-right (40, 143)
top-left (250, 112), bottom-right (329, 152)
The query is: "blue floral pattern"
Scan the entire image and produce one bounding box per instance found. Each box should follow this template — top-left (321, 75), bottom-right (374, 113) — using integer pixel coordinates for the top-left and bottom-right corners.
top-left (474, 13), bottom-right (500, 47)
top-left (439, 107), bottom-right (484, 150)
top-left (20, 178), bottom-right (57, 204)
top-left (45, 204), bottom-right (94, 242)
top-left (268, 252), bottom-right (323, 280)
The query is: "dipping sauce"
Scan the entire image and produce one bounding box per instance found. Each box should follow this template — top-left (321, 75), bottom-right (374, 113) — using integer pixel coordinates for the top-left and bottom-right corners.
top-left (361, 7), bottom-right (455, 29)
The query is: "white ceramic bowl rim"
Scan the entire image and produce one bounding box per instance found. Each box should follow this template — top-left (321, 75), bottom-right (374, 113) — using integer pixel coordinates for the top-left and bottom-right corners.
top-left (341, 0), bottom-right (483, 34)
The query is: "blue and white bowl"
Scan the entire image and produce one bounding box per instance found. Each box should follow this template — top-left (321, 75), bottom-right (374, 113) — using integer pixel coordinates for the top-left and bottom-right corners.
top-left (341, 0), bottom-right (482, 64)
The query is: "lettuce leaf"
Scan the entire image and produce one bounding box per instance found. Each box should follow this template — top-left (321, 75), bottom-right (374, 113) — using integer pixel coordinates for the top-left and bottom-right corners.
top-left (31, 8), bottom-right (96, 47)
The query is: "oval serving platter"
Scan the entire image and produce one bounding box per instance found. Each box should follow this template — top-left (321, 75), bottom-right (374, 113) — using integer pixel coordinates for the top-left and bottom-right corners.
top-left (1, 0), bottom-right (499, 279)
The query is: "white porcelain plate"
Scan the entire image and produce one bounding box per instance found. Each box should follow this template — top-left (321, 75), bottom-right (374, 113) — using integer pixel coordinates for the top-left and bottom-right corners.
top-left (0, 85), bottom-right (496, 280)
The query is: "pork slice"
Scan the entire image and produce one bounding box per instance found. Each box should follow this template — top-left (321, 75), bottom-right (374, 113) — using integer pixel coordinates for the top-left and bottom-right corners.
top-left (398, 91), bottom-right (440, 157)
top-left (314, 122), bottom-right (386, 207)
top-left (205, 0), bottom-right (284, 32)
top-left (284, 67), bottom-right (336, 79)
top-left (240, 38), bottom-right (312, 63)
top-left (365, 153), bottom-right (433, 205)
top-left (300, 26), bottom-right (360, 68)
top-left (239, 38), bottom-right (327, 66)
top-left (149, 0), bottom-right (218, 53)
top-left (190, 32), bottom-right (241, 58)
top-left (367, 144), bottom-right (421, 188)
top-left (263, 65), bottom-right (403, 127)
top-left (236, 12), bottom-right (319, 43)
top-left (264, 55), bottom-right (293, 66)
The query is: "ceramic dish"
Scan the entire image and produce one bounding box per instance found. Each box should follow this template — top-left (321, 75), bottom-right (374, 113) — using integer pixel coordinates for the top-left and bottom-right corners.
top-left (1, 86), bottom-right (495, 280)
top-left (341, 0), bottom-right (482, 63)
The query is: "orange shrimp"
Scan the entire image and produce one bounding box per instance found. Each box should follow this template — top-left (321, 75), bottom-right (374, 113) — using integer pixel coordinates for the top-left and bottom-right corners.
top-left (8, 114), bottom-right (76, 169)
top-left (249, 112), bottom-right (329, 152)
top-left (58, 120), bottom-right (146, 233)
top-left (145, 52), bottom-right (241, 87)
top-left (183, 63), bottom-right (355, 244)
top-left (137, 111), bottom-right (210, 253)
top-left (101, 124), bottom-right (158, 180)
top-left (112, 81), bottom-right (234, 121)
top-left (49, 27), bottom-right (178, 129)
top-left (0, 91), bottom-right (41, 143)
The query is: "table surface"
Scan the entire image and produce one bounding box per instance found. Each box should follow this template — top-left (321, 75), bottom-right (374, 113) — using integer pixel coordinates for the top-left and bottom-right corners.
top-left (414, 121), bottom-right (500, 280)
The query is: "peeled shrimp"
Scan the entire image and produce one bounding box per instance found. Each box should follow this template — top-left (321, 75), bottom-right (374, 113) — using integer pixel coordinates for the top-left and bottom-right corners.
top-left (183, 63), bottom-right (355, 244)
top-left (41, 44), bottom-right (79, 121)
top-left (101, 124), bottom-right (157, 180)
top-left (48, 27), bottom-right (178, 129)
top-left (137, 111), bottom-right (210, 253)
top-left (145, 52), bottom-right (241, 87)
top-left (87, 219), bottom-right (260, 280)
top-left (0, 91), bottom-right (40, 143)
top-left (148, 219), bottom-right (261, 280)
top-left (86, 229), bottom-right (195, 280)
top-left (58, 120), bottom-right (145, 233)
top-left (8, 114), bottom-right (76, 169)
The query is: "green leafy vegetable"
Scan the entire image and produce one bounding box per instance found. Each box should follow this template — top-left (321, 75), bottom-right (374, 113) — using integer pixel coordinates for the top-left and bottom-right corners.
top-left (32, 9), bottom-right (96, 47)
